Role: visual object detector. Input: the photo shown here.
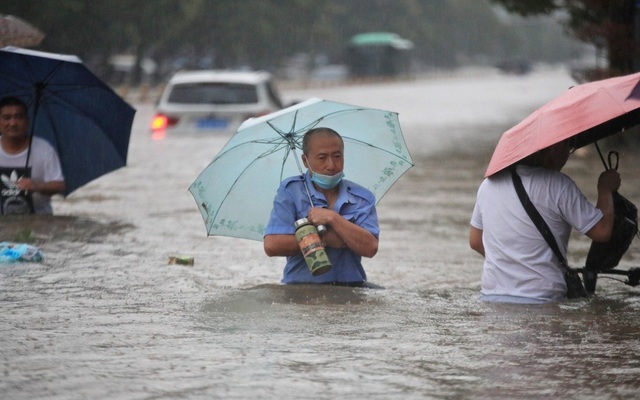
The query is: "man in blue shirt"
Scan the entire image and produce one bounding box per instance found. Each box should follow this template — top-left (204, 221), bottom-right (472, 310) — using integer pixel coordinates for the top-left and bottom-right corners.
top-left (264, 127), bottom-right (379, 285)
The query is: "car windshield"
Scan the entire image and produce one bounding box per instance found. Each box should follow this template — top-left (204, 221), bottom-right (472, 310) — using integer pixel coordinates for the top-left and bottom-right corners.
top-left (167, 82), bottom-right (259, 104)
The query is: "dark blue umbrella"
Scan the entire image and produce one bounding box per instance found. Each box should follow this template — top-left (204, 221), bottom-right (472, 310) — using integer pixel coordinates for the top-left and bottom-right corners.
top-left (0, 46), bottom-right (135, 195)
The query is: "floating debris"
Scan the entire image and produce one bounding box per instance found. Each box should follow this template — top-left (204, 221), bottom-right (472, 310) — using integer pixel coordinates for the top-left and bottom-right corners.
top-left (168, 256), bottom-right (194, 266)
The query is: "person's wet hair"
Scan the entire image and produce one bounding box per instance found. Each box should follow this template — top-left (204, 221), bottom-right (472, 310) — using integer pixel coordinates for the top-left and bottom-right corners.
top-left (0, 96), bottom-right (28, 114)
top-left (517, 138), bottom-right (576, 169)
top-left (302, 127), bottom-right (343, 154)
top-left (518, 151), bottom-right (545, 167)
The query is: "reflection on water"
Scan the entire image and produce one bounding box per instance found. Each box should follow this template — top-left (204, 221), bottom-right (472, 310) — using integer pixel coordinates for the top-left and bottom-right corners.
top-left (460, 293), bottom-right (640, 399)
top-left (2, 183), bottom-right (639, 399)
top-left (236, 283), bottom-right (381, 305)
top-left (2, 148), bottom-right (639, 400)
top-left (2, 214), bottom-right (134, 243)
top-left (191, 285), bottom-right (640, 399)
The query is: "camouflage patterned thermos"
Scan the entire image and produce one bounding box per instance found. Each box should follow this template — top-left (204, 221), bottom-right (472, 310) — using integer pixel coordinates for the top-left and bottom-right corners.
top-left (294, 218), bottom-right (332, 276)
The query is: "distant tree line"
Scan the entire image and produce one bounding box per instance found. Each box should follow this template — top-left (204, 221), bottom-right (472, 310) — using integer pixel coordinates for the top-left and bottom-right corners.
top-left (3, 0), bottom-right (591, 85)
top-left (491, 0), bottom-right (640, 79)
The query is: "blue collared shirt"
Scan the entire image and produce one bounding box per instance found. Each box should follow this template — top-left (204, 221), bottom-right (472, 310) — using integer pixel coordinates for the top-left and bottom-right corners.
top-left (264, 172), bottom-right (379, 284)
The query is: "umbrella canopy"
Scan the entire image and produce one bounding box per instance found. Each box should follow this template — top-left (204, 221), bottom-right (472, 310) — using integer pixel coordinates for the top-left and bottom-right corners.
top-left (189, 98), bottom-right (414, 241)
top-left (0, 46), bottom-right (135, 195)
top-left (0, 15), bottom-right (44, 48)
top-left (485, 71), bottom-right (640, 177)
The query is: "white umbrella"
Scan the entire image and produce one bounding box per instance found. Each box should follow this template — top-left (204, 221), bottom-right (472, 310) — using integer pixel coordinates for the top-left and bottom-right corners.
top-left (0, 14), bottom-right (44, 48)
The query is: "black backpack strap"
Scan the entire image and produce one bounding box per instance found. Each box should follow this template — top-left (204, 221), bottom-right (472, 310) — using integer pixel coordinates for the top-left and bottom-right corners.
top-left (510, 168), bottom-right (569, 271)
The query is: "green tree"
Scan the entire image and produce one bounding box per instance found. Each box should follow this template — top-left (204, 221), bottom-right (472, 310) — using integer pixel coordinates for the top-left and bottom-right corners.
top-left (490, 0), bottom-right (638, 77)
top-left (2, 0), bottom-right (585, 83)
top-left (2, 0), bottom-right (205, 82)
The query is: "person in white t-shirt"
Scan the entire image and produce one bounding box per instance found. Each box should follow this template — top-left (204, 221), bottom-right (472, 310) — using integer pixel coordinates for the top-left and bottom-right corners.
top-left (469, 139), bottom-right (620, 303)
top-left (0, 96), bottom-right (65, 215)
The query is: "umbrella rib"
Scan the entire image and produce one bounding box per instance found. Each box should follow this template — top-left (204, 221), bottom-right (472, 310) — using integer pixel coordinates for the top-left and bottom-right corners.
top-left (38, 97), bottom-right (65, 162)
top-left (0, 57), bottom-right (116, 143)
top-left (343, 136), bottom-right (414, 164)
top-left (38, 59), bottom-right (67, 87)
top-left (214, 105), bottom-right (320, 160)
top-left (263, 107), bottom-right (369, 150)
top-left (15, 57), bottom-right (66, 94)
top-left (248, 107), bottom-right (379, 154)
top-left (39, 86), bottom-right (128, 159)
top-left (0, 56), bottom-right (41, 103)
top-left (213, 137), bottom-right (290, 161)
top-left (279, 143), bottom-right (293, 181)
top-left (268, 112), bottom-right (303, 149)
top-left (208, 143), bottom-right (289, 226)
top-left (288, 107), bottom-right (383, 142)
top-left (0, 73), bottom-right (35, 98)
top-left (269, 107), bottom-right (369, 135)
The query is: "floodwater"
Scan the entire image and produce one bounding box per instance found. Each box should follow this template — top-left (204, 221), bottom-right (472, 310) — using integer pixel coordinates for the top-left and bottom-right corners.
top-left (2, 66), bottom-right (640, 399)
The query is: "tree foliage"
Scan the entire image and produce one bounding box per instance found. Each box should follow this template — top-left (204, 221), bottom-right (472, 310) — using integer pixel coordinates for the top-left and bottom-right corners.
top-left (2, 0), bottom-right (586, 83)
top-left (490, 0), bottom-right (558, 15)
top-left (490, 0), bottom-right (638, 78)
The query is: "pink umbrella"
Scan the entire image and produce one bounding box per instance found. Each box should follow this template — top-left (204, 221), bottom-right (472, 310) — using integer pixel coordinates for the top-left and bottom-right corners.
top-left (0, 14), bottom-right (44, 48)
top-left (485, 72), bottom-right (640, 177)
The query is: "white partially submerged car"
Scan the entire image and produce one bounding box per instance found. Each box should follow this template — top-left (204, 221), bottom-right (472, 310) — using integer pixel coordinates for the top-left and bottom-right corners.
top-left (151, 70), bottom-right (284, 135)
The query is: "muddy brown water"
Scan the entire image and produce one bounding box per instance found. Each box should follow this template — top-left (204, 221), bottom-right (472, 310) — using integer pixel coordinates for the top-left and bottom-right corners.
top-left (2, 67), bottom-right (640, 399)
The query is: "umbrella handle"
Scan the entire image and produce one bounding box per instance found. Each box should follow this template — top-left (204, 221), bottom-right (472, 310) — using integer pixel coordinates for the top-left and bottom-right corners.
top-left (594, 141), bottom-right (619, 171)
top-left (317, 224), bottom-right (327, 235)
top-left (607, 151), bottom-right (619, 170)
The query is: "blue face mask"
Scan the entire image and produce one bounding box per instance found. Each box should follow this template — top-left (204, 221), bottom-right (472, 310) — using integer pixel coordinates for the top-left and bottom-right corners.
top-left (308, 167), bottom-right (344, 189)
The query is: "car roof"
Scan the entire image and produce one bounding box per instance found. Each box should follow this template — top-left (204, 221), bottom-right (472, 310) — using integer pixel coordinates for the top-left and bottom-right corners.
top-left (167, 70), bottom-right (273, 85)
